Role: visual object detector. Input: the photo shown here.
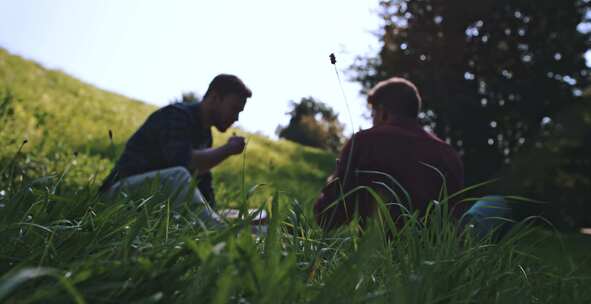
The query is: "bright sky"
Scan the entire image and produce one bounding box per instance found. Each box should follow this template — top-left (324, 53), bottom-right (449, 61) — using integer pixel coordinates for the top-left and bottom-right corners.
top-left (0, 0), bottom-right (382, 137)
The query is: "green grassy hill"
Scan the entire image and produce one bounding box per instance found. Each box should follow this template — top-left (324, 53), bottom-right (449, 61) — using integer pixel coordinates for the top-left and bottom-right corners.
top-left (0, 47), bottom-right (334, 206)
top-left (0, 48), bottom-right (154, 188)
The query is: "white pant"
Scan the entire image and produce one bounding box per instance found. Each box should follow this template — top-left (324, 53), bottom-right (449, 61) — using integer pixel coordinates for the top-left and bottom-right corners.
top-left (105, 166), bottom-right (224, 228)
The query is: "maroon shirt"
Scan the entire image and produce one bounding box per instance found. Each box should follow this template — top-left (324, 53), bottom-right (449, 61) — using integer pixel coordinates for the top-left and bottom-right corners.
top-left (314, 118), bottom-right (465, 231)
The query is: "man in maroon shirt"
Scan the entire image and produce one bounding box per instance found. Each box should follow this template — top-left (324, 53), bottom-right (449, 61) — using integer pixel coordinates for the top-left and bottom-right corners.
top-left (314, 77), bottom-right (465, 231)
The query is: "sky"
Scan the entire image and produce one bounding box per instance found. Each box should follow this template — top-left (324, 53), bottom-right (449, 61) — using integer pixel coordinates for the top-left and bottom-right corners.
top-left (0, 0), bottom-right (383, 137)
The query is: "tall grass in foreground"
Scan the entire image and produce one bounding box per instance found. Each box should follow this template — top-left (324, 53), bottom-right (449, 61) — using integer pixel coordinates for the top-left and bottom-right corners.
top-left (1, 161), bottom-right (590, 304)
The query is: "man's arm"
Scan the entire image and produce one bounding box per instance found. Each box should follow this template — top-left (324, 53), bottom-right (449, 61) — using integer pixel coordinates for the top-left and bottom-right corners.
top-left (188, 136), bottom-right (245, 173)
top-left (314, 137), bottom-right (357, 231)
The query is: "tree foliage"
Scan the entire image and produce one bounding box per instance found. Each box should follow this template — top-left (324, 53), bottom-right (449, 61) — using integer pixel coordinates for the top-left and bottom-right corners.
top-left (352, 0), bottom-right (591, 228)
top-left (173, 91), bottom-right (201, 103)
top-left (499, 98), bottom-right (591, 228)
top-left (277, 97), bottom-right (345, 153)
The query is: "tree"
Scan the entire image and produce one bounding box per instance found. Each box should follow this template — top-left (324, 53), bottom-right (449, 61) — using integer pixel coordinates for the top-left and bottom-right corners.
top-left (498, 96), bottom-right (591, 228)
top-left (352, 0), bottom-right (591, 228)
top-left (172, 91), bottom-right (201, 104)
top-left (277, 97), bottom-right (345, 153)
top-left (353, 0), bottom-right (590, 184)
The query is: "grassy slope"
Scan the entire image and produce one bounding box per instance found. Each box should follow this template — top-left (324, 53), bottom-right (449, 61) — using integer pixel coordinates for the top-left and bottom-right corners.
top-left (0, 47), bottom-right (334, 206)
top-left (0, 48), bottom-right (155, 186)
top-left (1, 48), bottom-right (591, 303)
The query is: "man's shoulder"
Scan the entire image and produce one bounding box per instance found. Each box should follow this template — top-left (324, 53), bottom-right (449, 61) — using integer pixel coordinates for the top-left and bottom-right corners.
top-left (169, 101), bottom-right (199, 111)
top-left (353, 124), bottom-right (422, 141)
top-left (355, 124), bottom-right (461, 158)
top-left (149, 103), bottom-right (196, 122)
top-left (418, 131), bottom-right (462, 160)
top-left (161, 102), bottom-right (195, 115)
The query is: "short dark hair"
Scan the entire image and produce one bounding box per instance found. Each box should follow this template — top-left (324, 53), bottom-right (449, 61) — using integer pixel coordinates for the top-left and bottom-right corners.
top-left (367, 77), bottom-right (421, 118)
top-left (203, 74), bottom-right (252, 100)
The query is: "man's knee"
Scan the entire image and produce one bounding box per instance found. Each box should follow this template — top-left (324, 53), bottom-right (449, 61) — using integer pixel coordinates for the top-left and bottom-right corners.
top-left (161, 166), bottom-right (193, 183)
top-left (462, 196), bottom-right (514, 241)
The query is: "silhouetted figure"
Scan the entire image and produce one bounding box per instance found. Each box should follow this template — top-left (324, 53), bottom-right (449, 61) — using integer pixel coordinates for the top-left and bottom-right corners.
top-left (99, 74), bottom-right (251, 227)
top-left (314, 77), bottom-right (465, 231)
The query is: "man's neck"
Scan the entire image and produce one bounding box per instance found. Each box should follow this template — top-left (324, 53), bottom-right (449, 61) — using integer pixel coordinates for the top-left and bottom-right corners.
top-left (376, 114), bottom-right (418, 127)
top-left (199, 98), bottom-right (214, 129)
top-left (384, 115), bottom-right (418, 125)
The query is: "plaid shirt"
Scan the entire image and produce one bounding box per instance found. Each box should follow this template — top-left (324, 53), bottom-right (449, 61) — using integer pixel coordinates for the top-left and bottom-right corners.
top-left (100, 102), bottom-right (216, 206)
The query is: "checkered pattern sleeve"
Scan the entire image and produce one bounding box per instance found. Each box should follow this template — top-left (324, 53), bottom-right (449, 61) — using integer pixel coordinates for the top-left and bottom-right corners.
top-left (157, 108), bottom-right (193, 169)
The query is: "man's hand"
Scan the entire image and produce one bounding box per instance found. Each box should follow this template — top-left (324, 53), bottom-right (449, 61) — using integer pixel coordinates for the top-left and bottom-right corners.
top-left (189, 136), bottom-right (246, 173)
top-left (224, 136), bottom-right (246, 155)
top-left (326, 158), bottom-right (340, 183)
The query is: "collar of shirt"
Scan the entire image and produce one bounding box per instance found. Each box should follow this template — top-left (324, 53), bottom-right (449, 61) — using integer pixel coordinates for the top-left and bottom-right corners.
top-left (383, 116), bottom-right (423, 131)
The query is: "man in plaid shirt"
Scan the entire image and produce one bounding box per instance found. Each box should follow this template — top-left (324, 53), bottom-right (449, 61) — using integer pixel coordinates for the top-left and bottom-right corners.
top-left (100, 74), bottom-right (251, 227)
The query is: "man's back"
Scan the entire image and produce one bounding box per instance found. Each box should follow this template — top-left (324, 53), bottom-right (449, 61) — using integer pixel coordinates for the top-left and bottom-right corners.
top-left (314, 117), bottom-right (464, 230)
